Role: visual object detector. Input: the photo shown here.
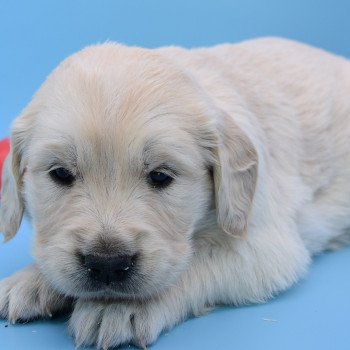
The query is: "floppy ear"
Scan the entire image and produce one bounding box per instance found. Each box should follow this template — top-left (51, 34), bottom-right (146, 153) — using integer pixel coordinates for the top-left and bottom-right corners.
top-left (0, 114), bottom-right (32, 242)
top-left (0, 148), bottom-right (24, 242)
top-left (213, 113), bottom-right (258, 238)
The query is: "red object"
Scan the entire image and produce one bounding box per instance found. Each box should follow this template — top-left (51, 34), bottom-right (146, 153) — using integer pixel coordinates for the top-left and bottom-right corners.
top-left (0, 138), bottom-right (10, 191)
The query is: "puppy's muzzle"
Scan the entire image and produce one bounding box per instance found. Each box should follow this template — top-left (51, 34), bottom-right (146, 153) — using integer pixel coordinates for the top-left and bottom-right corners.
top-left (81, 253), bottom-right (137, 285)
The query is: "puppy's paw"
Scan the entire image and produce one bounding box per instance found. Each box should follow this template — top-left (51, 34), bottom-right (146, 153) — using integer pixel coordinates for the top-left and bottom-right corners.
top-left (0, 265), bottom-right (71, 323)
top-left (69, 298), bottom-right (178, 349)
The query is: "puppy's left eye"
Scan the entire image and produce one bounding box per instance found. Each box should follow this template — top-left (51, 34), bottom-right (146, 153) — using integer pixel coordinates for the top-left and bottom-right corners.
top-left (49, 167), bottom-right (75, 186)
top-left (148, 171), bottom-right (173, 189)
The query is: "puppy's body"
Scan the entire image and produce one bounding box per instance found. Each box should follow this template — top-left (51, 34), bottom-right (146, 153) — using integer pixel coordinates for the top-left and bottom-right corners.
top-left (1, 38), bottom-right (350, 348)
top-left (160, 38), bottom-right (350, 255)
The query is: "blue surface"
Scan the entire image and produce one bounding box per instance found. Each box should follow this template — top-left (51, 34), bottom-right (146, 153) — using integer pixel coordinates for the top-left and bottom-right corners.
top-left (1, 1), bottom-right (350, 349)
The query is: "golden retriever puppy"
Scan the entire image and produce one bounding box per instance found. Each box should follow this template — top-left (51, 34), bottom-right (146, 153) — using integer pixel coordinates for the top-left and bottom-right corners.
top-left (1, 37), bottom-right (350, 349)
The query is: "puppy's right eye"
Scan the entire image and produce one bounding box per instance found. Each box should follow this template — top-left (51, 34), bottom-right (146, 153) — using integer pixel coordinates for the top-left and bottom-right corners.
top-left (49, 167), bottom-right (75, 186)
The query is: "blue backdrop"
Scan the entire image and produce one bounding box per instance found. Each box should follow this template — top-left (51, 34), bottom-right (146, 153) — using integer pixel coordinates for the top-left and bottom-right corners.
top-left (0, 1), bottom-right (350, 349)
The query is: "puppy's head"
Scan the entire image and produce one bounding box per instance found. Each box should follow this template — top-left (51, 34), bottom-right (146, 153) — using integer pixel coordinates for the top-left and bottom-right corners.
top-left (0, 44), bottom-right (257, 299)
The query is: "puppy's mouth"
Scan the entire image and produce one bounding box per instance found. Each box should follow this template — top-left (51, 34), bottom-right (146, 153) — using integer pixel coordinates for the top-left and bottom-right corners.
top-left (69, 252), bottom-right (145, 300)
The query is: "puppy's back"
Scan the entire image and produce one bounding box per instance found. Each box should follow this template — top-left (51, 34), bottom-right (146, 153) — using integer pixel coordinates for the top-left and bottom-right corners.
top-left (159, 37), bottom-right (350, 187)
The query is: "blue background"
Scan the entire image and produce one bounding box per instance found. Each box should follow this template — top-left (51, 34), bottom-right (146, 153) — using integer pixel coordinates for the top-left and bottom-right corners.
top-left (1, 1), bottom-right (350, 349)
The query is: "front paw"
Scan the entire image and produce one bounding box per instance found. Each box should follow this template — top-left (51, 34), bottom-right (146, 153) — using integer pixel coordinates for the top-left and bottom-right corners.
top-left (0, 265), bottom-right (71, 323)
top-left (69, 298), bottom-right (175, 349)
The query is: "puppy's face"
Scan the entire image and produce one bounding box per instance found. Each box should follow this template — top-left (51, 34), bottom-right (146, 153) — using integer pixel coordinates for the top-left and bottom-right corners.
top-left (29, 118), bottom-right (211, 299)
top-left (0, 44), bottom-right (258, 300)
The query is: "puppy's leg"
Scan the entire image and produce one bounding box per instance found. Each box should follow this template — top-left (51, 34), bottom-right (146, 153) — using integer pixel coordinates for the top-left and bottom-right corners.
top-left (69, 225), bottom-right (310, 349)
top-left (0, 265), bottom-right (72, 323)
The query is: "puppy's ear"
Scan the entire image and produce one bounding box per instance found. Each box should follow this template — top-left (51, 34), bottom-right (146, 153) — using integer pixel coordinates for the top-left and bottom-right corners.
top-left (213, 112), bottom-right (258, 238)
top-left (0, 115), bottom-right (32, 242)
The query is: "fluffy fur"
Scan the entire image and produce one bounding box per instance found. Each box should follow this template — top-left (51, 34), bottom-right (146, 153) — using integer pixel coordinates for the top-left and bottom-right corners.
top-left (1, 37), bottom-right (350, 349)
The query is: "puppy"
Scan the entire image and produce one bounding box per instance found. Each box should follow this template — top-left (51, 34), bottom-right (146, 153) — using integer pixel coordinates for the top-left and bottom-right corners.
top-left (1, 37), bottom-right (350, 349)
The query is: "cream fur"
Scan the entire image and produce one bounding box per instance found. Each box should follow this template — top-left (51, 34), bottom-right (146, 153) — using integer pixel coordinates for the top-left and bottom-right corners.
top-left (1, 37), bottom-right (350, 349)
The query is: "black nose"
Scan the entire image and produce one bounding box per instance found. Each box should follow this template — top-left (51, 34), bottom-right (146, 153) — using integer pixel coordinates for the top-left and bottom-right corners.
top-left (81, 253), bottom-right (136, 285)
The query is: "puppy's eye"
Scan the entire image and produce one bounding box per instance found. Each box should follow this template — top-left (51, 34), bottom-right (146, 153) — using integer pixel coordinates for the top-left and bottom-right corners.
top-left (148, 171), bottom-right (173, 189)
top-left (49, 167), bottom-right (75, 186)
